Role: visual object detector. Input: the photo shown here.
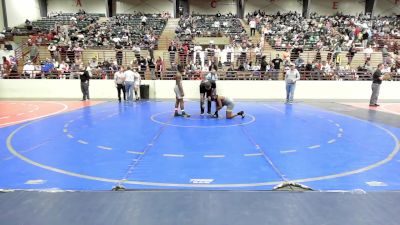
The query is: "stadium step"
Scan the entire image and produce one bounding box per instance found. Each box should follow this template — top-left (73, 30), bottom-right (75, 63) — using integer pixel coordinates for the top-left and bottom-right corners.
top-left (240, 19), bottom-right (261, 42)
top-left (158, 18), bottom-right (179, 50)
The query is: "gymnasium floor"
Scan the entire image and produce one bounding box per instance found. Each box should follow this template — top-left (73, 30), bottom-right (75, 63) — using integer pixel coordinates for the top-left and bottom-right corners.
top-left (1, 100), bottom-right (400, 191)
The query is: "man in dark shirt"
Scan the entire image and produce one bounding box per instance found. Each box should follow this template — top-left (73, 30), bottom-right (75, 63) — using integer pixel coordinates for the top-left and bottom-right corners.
top-left (260, 55), bottom-right (268, 79)
top-left (168, 43), bottom-right (177, 65)
top-left (80, 67), bottom-right (90, 101)
top-left (115, 43), bottom-right (123, 65)
top-left (369, 63), bottom-right (384, 107)
top-left (291, 46), bottom-right (303, 62)
top-left (272, 54), bottom-right (283, 80)
top-left (199, 80), bottom-right (216, 115)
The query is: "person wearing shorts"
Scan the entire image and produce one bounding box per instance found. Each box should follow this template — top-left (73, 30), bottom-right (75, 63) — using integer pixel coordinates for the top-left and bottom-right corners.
top-left (174, 72), bottom-right (190, 117)
top-left (213, 95), bottom-right (244, 119)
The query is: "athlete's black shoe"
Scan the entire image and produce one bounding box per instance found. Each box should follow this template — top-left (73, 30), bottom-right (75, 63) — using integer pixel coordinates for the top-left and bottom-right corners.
top-left (213, 111), bottom-right (219, 118)
top-left (237, 111), bottom-right (245, 118)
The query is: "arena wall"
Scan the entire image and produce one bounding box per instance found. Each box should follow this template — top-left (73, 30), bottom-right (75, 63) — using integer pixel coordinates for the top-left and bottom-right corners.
top-left (374, 0), bottom-right (400, 16)
top-left (116, 0), bottom-right (174, 15)
top-left (245, 0), bottom-right (302, 15)
top-left (310, 0), bottom-right (365, 16)
top-left (189, 0), bottom-right (237, 15)
top-left (5, 0), bottom-right (42, 28)
top-left (47, 0), bottom-right (107, 14)
top-left (1, 80), bottom-right (399, 100)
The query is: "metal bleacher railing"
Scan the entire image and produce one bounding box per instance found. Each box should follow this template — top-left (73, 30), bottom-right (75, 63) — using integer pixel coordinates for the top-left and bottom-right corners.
top-left (2, 66), bottom-right (400, 81)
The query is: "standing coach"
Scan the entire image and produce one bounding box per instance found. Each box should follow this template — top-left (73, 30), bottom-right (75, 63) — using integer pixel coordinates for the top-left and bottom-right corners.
top-left (80, 66), bottom-right (90, 101)
top-left (369, 63), bottom-right (384, 107)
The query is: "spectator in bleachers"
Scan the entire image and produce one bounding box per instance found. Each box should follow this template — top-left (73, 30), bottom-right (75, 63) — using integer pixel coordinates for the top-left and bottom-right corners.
top-left (41, 59), bottom-right (54, 78)
top-left (1, 56), bottom-right (10, 78)
top-left (363, 61), bottom-right (374, 73)
top-left (206, 68), bottom-right (218, 81)
top-left (364, 45), bottom-right (373, 63)
top-left (382, 45), bottom-right (389, 64)
top-left (294, 57), bottom-right (305, 68)
top-left (22, 60), bottom-right (35, 79)
top-left (147, 57), bottom-right (156, 80)
top-left (139, 56), bottom-right (147, 74)
top-left (332, 44), bottom-right (341, 63)
top-left (48, 43), bottom-right (57, 59)
top-left (168, 42), bottom-right (177, 64)
top-left (272, 54), bottom-right (283, 80)
top-left (141, 15), bottom-right (147, 27)
top-left (249, 18), bottom-right (256, 36)
top-left (30, 44), bottom-right (38, 62)
top-left (348, 43), bottom-right (357, 64)
top-left (57, 60), bottom-right (69, 79)
top-left (115, 42), bottom-right (124, 65)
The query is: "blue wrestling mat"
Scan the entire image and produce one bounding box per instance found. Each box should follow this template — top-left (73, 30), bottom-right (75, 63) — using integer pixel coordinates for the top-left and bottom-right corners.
top-left (1, 101), bottom-right (399, 191)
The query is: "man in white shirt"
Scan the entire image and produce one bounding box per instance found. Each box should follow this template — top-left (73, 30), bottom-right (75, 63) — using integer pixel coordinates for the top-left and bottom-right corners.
top-left (48, 44), bottom-right (57, 59)
top-left (364, 45), bottom-right (373, 62)
top-left (249, 18), bottom-right (256, 36)
top-left (141, 15), bottom-right (147, 27)
top-left (77, 33), bottom-right (85, 41)
top-left (23, 60), bottom-right (35, 79)
top-left (206, 68), bottom-right (218, 81)
top-left (133, 68), bottom-right (141, 101)
top-left (112, 37), bottom-right (121, 43)
top-left (285, 64), bottom-right (301, 104)
top-left (225, 45), bottom-right (234, 63)
top-left (133, 45), bottom-right (141, 61)
top-left (124, 66), bottom-right (135, 101)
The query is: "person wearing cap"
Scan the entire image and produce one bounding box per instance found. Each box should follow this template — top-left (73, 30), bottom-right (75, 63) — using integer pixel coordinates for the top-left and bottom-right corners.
top-left (285, 64), bottom-right (301, 104)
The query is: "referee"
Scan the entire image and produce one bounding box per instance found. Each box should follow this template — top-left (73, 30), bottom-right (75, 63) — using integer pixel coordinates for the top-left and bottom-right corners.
top-left (199, 80), bottom-right (216, 115)
top-left (369, 63), bottom-right (384, 107)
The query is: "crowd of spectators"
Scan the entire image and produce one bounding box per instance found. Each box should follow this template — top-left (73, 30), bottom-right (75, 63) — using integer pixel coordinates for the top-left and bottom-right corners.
top-left (175, 13), bottom-right (246, 44)
top-left (246, 11), bottom-right (399, 52)
top-left (0, 11), bottom-right (171, 79)
top-left (0, 11), bottom-right (399, 81)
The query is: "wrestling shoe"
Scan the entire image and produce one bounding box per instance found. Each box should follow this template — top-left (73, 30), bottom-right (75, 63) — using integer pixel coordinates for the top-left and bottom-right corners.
top-left (174, 112), bottom-right (182, 117)
top-left (237, 111), bottom-right (245, 118)
top-left (213, 112), bottom-right (219, 118)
